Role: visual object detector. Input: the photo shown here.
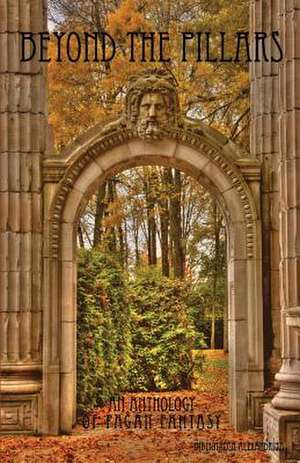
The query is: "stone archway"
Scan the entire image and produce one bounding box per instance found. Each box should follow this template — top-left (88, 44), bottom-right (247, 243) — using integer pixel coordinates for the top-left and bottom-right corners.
top-left (42, 77), bottom-right (264, 433)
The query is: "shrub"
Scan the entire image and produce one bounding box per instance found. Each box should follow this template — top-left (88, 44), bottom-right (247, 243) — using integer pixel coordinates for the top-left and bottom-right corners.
top-left (127, 267), bottom-right (201, 391)
top-left (77, 248), bottom-right (131, 412)
top-left (77, 254), bottom-right (205, 410)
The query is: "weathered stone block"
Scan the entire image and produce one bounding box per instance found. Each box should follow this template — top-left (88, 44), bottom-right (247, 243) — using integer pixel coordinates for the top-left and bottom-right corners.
top-left (0, 394), bottom-right (39, 434)
top-left (61, 260), bottom-right (76, 322)
top-left (249, 392), bottom-right (275, 430)
top-left (174, 144), bottom-right (208, 171)
top-left (202, 160), bottom-right (234, 194)
top-left (73, 160), bottom-right (102, 194)
top-left (264, 403), bottom-right (300, 462)
top-left (62, 188), bottom-right (83, 224)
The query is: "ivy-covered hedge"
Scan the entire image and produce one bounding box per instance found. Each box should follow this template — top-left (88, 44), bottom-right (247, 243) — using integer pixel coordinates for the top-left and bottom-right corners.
top-left (127, 267), bottom-right (198, 391)
top-left (77, 251), bottom-right (204, 411)
top-left (77, 249), bottom-right (131, 412)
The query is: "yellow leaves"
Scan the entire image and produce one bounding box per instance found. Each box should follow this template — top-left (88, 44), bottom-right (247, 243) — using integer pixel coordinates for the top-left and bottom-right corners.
top-left (48, 0), bottom-right (251, 152)
top-left (237, 70), bottom-right (250, 88)
top-left (107, 0), bottom-right (150, 42)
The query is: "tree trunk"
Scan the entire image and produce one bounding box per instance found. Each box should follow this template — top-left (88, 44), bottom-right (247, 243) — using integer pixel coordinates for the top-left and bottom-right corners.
top-left (210, 308), bottom-right (216, 350)
top-left (124, 219), bottom-right (129, 270)
top-left (133, 219), bottom-right (140, 267)
top-left (93, 182), bottom-right (106, 247)
top-left (159, 168), bottom-right (170, 277)
top-left (105, 179), bottom-right (117, 252)
top-left (144, 168), bottom-right (157, 266)
top-left (169, 169), bottom-right (184, 279)
top-left (78, 224), bottom-right (85, 248)
top-left (149, 214), bottom-right (157, 265)
top-left (118, 224), bottom-right (125, 267)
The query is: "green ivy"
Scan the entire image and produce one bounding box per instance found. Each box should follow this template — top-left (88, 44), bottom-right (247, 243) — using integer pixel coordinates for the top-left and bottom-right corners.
top-left (77, 249), bottom-right (131, 412)
top-left (127, 267), bottom-right (203, 391)
top-left (77, 253), bottom-right (205, 411)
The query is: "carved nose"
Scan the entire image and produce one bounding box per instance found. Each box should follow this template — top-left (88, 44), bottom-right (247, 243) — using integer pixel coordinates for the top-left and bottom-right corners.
top-left (149, 105), bottom-right (156, 117)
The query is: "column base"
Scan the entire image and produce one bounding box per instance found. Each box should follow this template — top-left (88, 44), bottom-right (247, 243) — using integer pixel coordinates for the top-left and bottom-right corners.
top-left (264, 403), bottom-right (300, 462)
top-left (272, 386), bottom-right (300, 411)
top-left (272, 369), bottom-right (300, 411)
top-left (0, 372), bottom-right (42, 434)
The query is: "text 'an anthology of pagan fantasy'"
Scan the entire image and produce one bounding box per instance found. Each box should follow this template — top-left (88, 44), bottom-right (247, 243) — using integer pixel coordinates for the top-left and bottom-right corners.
top-left (80, 396), bottom-right (222, 431)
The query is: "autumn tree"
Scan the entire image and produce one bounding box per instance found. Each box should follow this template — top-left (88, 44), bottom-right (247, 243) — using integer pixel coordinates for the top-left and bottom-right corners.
top-left (48, 0), bottom-right (250, 151)
top-left (186, 198), bottom-right (226, 349)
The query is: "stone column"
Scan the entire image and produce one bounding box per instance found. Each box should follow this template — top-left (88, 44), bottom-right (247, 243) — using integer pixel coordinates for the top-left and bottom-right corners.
top-left (0, 0), bottom-right (47, 433)
top-left (264, 1), bottom-right (300, 461)
top-left (249, 0), bottom-right (281, 422)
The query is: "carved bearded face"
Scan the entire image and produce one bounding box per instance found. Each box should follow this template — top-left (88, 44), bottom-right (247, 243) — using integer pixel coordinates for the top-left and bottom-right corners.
top-left (137, 92), bottom-right (168, 140)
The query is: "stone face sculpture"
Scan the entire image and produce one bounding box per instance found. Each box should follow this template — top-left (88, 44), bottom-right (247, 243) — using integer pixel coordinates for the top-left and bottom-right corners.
top-left (101, 68), bottom-right (239, 152)
top-left (125, 69), bottom-right (179, 139)
top-left (136, 91), bottom-right (168, 140)
top-left (101, 68), bottom-right (179, 139)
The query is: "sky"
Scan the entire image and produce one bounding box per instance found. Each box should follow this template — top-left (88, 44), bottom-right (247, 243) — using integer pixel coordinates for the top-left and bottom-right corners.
top-left (48, 20), bottom-right (55, 31)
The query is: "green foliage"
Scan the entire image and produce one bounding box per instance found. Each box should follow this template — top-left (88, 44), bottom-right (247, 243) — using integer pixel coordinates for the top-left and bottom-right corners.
top-left (185, 198), bottom-right (227, 349)
top-left (197, 246), bottom-right (226, 314)
top-left (185, 289), bottom-right (210, 348)
top-left (127, 267), bottom-right (204, 391)
top-left (186, 284), bottom-right (225, 349)
top-left (77, 248), bottom-right (131, 412)
top-left (77, 253), bottom-right (206, 411)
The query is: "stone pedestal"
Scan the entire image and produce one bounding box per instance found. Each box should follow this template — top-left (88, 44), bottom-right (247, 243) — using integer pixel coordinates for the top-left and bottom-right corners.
top-left (264, 403), bottom-right (300, 462)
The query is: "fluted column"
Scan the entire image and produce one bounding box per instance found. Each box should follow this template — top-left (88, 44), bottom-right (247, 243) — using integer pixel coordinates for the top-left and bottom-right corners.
top-left (250, 0), bottom-right (281, 385)
top-left (0, 0), bottom-right (47, 434)
top-left (263, 1), bottom-right (300, 461)
top-left (271, 0), bottom-right (300, 411)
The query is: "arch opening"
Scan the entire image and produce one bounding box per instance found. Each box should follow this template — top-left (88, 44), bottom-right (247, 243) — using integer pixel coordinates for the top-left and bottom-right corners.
top-left (75, 164), bottom-right (228, 414)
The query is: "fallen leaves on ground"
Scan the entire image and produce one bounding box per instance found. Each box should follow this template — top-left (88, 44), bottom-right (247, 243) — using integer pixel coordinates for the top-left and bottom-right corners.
top-left (0, 351), bottom-right (271, 462)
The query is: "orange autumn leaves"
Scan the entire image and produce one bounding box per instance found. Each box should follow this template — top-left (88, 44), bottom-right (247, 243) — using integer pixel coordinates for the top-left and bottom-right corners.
top-left (48, 0), bottom-right (250, 151)
top-left (0, 352), bottom-right (270, 462)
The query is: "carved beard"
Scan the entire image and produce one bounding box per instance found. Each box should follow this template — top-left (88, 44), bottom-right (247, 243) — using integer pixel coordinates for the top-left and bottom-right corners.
top-left (137, 118), bottom-right (168, 140)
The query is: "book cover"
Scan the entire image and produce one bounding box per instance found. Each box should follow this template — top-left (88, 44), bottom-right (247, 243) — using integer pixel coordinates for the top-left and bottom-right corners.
top-left (0, 1), bottom-right (297, 462)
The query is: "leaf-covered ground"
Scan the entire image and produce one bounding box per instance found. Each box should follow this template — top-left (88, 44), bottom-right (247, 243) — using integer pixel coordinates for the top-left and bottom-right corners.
top-left (0, 351), bottom-right (271, 462)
